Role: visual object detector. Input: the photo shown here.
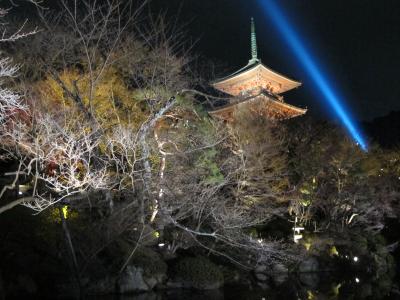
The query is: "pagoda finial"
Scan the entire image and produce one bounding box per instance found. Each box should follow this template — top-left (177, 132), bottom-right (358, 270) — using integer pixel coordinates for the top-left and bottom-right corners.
top-left (249, 17), bottom-right (259, 64)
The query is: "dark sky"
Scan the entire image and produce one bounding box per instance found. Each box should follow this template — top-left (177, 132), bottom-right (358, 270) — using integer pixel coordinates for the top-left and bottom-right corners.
top-left (152, 0), bottom-right (400, 121)
top-left (12, 0), bottom-right (400, 121)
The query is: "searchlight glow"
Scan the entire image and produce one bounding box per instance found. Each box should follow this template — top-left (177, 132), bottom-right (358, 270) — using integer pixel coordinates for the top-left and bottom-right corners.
top-left (257, 0), bottom-right (368, 151)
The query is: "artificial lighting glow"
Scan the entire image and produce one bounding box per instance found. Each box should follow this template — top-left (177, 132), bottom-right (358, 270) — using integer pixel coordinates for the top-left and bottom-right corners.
top-left (355, 277), bottom-right (360, 283)
top-left (294, 234), bottom-right (303, 243)
top-left (62, 205), bottom-right (68, 219)
top-left (18, 184), bottom-right (30, 193)
top-left (304, 242), bottom-right (312, 251)
top-left (307, 290), bottom-right (315, 300)
top-left (332, 283), bottom-right (342, 296)
top-left (257, 0), bottom-right (368, 151)
top-left (158, 243), bottom-right (165, 247)
top-left (329, 246), bottom-right (339, 256)
top-left (353, 256), bottom-right (358, 262)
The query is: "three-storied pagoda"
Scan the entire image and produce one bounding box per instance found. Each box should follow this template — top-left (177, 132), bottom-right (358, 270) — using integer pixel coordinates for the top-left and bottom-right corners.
top-left (209, 18), bottom-right (307, 122)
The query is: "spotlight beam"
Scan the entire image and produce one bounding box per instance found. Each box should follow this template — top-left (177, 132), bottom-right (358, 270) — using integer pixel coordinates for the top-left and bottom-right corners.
top-left (257, 0), bottom-right (368, 151)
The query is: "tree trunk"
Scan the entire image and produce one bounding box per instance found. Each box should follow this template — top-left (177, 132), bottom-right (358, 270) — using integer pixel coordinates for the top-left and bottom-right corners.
top-left (59, 207), bottom-right (82, 298)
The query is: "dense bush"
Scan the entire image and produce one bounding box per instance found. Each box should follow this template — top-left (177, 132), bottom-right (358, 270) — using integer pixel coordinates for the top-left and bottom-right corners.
top-left (172, 256), bottom-right (223, 289)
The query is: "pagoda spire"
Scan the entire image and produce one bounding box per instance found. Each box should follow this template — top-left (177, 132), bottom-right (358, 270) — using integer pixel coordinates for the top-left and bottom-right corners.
top-left (249, 17), bottom-right (259, 65)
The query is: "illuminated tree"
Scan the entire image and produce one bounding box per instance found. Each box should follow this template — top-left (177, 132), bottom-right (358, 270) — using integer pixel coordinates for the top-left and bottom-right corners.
top-left (148, 105), bottom-right (297, 266)
top-left (0, 1), bottom-right (298, 274)
top-left (287, 117), bottom-right (397, 234)
top-left (0, 1), bottom-right (38, 212)
top-left (0, 0), bottom-right (190, 213)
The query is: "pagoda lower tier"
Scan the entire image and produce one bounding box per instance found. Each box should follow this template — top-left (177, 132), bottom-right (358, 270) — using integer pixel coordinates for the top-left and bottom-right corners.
top-left (209, 92), bottom-right (307, 122)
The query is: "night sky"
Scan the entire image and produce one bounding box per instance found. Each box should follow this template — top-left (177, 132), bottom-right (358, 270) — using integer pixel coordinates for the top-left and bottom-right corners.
top-left (11, 0), bottom-right (400, 121)
top-left (152, 0), bottom-right (400, 121)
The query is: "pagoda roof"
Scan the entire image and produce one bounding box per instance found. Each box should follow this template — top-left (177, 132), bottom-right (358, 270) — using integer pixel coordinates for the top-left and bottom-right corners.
top-left (209, 92), bottom-right (307, 122)
top-left (212, 61), bottom-right (301, 96)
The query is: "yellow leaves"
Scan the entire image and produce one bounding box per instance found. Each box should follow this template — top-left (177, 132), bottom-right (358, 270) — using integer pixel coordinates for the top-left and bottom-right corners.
top-left (47, 206), bottom-right (78, 223)
top-left (35, 70), bottom-right (76, 113)
top-left (300, 187), bottom-right (311, 195)
top-left (300, 199), bottom-right (311, 207)
top-left (34, 68), bottom-right (150, 131)
top-left (149, 154), bottom-right (161, 170)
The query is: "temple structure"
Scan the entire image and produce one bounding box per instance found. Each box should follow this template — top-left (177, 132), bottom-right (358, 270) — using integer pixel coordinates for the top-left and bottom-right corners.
top-left (209, 18), bottom-right (307, 122)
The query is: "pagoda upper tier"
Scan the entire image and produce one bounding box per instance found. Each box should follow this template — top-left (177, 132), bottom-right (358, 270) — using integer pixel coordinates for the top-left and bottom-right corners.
top-left (212, 62), bottom-right (302, 96)
top-left (210, 18), bottom-right (306, 121)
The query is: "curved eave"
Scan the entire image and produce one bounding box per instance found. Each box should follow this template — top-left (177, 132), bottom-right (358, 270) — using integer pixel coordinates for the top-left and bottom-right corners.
top-left (212, 62), bottom-right (301, 95)
top-left (268, 99), bottom-right (307, 115)
top-left (209, 96), bottom-right (307, 121)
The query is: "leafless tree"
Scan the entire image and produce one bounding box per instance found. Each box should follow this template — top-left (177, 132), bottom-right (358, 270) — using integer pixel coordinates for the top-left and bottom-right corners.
top-left (0, 0), bottom-right (39, 211)
top-left (0, 0), bottom-right (298, 273)
top-left (143, 106), bottom-right (297, 267)
top-left (0, 0), bottom-right (39, 125)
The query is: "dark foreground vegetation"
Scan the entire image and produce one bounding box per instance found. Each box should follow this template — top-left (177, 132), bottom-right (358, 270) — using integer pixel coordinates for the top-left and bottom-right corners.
top-left (0, 1), bottom-right (399, 299)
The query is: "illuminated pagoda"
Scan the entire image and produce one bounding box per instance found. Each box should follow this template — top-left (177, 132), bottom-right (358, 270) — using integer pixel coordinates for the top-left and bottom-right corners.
top-left (209, 18), bottom-right (307, 122)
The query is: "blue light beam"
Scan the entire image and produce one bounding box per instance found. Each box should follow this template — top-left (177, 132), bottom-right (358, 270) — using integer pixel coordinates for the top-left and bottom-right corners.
top-left (257, 0), bottom-right (368, 151)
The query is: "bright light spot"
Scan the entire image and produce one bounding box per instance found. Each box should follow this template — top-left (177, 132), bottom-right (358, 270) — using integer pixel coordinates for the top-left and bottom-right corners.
top-left (345, 255), bottom-right (349, 259)
top-left (355, 277), bottom-right (360, 283)
top-left (332, 283), bottom-right (342, 296)
top-left (18, 191), bottom-right (23, 195)
top-left (158, 243), bottom-right (165, 247)
top-left (294, 234), bottom-right (303, 243)
top-left (307, 290), bottom-right (315, 300)
top-left (62, 205), bottom-right (68, 219)
top-left (353, 256), bottom-right (358, 262)
top-left (330, 246), bottom-right (339, 256)
top-left (304, 242), bottom-right (312, 251)
top-left (257, 0), bottom-right (368, 151)
top-left (258, 238), bottom-right (263, 244)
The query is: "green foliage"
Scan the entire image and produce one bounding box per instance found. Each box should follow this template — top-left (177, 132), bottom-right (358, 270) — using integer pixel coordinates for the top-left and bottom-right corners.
top-left (195, 148), bottom-right (224, 185)
top-left (298, 177), bottom-right (317, 207)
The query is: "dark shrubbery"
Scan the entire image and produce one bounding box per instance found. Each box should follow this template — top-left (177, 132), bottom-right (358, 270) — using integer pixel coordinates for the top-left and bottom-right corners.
top-left (172, 256), bottom-right (223, 289)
